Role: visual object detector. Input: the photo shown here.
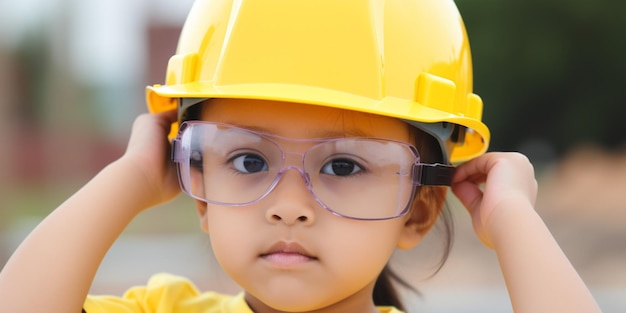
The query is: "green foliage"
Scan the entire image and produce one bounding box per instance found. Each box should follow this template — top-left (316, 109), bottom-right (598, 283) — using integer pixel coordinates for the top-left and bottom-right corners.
top-left (457, 0), bottom-right (626, 155)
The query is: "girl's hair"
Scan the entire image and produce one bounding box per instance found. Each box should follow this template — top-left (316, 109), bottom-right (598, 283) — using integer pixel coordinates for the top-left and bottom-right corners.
top-left (374, 208), bottom-right (453, 311)
top-left (182, 101), bottom-right (454, 311)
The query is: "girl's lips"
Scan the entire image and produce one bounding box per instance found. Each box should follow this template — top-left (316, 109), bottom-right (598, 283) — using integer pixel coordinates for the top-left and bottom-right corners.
top-left (260, 242), bottom-right (317, 265)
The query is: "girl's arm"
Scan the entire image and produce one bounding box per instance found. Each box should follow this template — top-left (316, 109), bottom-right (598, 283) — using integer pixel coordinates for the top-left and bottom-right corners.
top-left (0, 111), bottom-right (180, 313)
top-left (451, 152), bottom-right (601, 313)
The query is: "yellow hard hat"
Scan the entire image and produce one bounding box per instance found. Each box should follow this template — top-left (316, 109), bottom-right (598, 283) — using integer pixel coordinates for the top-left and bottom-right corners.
top-left (146, 0), bottom-right (490, 163)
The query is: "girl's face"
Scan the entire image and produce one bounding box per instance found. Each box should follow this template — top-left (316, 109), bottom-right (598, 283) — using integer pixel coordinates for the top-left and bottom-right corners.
top-left (194, 98), bottom-right (437, 313)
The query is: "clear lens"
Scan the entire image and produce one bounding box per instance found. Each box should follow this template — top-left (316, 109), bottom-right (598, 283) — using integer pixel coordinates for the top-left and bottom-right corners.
top-left (174, 121), bottom-right (427, 220)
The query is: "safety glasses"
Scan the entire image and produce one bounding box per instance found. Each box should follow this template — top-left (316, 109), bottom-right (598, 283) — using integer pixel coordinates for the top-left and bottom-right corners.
top-left (172, 121), bottom-right (453, 220)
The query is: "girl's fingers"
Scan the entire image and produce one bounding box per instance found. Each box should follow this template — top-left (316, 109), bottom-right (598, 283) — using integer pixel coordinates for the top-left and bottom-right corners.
top-left (122, 110), bottom-right (181, 205)
top-left (450, 152), bottom-right (538, 248)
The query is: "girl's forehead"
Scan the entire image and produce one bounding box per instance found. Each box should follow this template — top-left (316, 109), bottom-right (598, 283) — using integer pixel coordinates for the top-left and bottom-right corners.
top-left (200, 98), bottom-right (411, 141)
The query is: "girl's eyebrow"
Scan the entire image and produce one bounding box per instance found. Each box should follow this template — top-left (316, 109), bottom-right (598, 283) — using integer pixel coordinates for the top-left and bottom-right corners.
top-left (217, 123), bottom-right (275, 135)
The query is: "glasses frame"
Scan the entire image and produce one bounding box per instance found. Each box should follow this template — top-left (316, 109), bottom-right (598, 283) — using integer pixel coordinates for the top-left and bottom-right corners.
top-left (171, 121), bottom-right (455, 220)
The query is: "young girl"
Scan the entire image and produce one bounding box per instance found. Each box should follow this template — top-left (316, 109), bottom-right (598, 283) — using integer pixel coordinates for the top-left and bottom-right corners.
top-left (0, 0), bottom-right (601, 312)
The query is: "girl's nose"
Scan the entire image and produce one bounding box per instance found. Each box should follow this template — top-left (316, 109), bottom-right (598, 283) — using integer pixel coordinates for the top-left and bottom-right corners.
top-left (264, 167), bottom-right (316, 226)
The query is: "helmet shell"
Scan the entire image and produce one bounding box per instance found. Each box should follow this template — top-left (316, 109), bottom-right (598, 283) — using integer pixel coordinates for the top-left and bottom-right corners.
top-left (147, 0), bottom-right (490, 163)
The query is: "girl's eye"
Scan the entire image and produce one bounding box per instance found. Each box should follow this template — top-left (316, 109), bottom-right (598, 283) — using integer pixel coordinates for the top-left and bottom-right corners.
top-left (321, 158), bottom-right (362, 176)
top-left (232, 154), bottom-right (268, 173)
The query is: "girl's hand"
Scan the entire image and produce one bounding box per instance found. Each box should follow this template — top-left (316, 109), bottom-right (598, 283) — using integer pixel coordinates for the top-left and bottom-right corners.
top-left (119, 110), bottom-right (180, 208)
top-left (451, 152), bottom-right (538, 248)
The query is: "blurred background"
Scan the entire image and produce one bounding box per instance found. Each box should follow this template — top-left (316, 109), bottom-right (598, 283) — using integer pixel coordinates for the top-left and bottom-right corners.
top-left (0, 0), bottom-right (624, 312)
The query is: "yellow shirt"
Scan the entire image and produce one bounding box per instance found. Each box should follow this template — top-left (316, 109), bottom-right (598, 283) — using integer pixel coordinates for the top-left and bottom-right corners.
top-left (84, 273), bottom-right (402, 313)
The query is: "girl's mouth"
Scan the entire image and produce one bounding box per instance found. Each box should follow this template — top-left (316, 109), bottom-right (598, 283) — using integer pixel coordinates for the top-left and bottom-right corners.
top-left (260, 241), bottom-right (318, 266)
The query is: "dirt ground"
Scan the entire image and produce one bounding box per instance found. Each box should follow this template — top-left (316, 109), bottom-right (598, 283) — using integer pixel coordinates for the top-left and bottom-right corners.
top-left (538, 146), bottom-right (626, 285)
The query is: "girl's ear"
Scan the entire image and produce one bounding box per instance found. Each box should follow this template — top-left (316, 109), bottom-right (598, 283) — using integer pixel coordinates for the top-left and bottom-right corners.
top-left (397, 186), bottom-right (447, 250)
top-left (195, 200), bottom-right (209, 233)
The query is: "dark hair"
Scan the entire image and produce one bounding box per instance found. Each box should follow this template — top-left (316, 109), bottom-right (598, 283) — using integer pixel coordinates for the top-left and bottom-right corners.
top-left (180, 100), bottom-right (204, 121)
top-left (183, 100), bottom-right (454, 311)
top-left (372, 207), bottom-right (453, 311)
top-left (371, 127), bottom-right (454, 311)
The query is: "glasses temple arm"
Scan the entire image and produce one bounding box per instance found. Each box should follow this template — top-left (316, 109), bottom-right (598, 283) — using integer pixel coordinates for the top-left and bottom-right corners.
top-left (415, 163), bottom-right (455, 186)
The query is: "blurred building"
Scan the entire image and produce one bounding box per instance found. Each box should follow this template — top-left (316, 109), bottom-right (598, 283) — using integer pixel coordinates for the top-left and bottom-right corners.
top-left (0, 0), bottom-right (191, 188)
